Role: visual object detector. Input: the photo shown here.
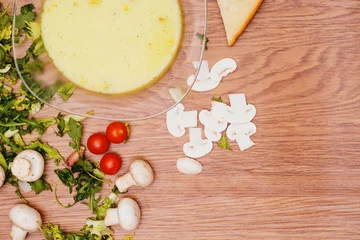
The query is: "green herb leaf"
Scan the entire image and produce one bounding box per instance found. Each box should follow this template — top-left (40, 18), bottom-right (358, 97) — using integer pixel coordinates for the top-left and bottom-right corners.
top-left (54, 168), bottom-right (76, 194)
top-left (24, 140), bottom-right (64, 165)
top-left (29, 176), bottom-right (51, 194)
top-left (57, 82), bottom-right (76, 101)
top-left (7, 175), bottom-right (28, 203)
top-left (67, 118), bottom-right (83, 151)
top-left (124, 233), bottom-right (135, 240)
top-left (41, 223), bottom-right (68, 240)
top-left (56, 113), bottom-right (66, 137)
top-left (15, 4), bottom-right (36, 30)
top-left (217, 135), bottom-right (231, 151)
top-left (111, 185), bottom-right (120, 195)
top-left (211, 96), bottom-right (223, 103)
top-left (94, 197), bottom-right (115, 220)
top-left (55, 159), bottom-right (104, 209)
top-left (196, 32), bottom-right (209, 50)
top-left (0, 152), bottom-right (7, 171)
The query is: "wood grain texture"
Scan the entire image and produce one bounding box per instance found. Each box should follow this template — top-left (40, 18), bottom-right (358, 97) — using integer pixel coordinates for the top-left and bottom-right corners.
top-left (1, 0), bottom-right (360, 239)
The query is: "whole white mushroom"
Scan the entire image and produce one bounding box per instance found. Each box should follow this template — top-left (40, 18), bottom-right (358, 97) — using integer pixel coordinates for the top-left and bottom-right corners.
top-left (177, 157), bottom-right (203, 175)
top-left (115, 160), bottom-right (154, 193)
top-left (9, 204), bottom-right (42, 240)
top-left (104, 198), bottom-right (141, 231)
top-left (11, 150), bottom-right (44, 182)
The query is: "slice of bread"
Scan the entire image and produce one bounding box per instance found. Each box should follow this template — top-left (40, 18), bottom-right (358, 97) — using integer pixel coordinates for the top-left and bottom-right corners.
top-left (217, 0), bottom-right (264, 46)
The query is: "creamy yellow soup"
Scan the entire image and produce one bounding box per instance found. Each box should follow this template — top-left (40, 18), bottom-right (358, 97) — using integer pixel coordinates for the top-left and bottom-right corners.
top-left (41, 0), bottom-right (182, 94)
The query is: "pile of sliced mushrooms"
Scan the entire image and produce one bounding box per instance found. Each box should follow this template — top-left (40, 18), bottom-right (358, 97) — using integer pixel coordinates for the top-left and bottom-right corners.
top-left (168, 58), bottom-right (257, 175)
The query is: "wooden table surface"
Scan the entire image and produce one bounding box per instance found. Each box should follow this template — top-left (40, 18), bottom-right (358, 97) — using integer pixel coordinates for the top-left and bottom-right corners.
top-left (1, 0), bottom-right (360, 239)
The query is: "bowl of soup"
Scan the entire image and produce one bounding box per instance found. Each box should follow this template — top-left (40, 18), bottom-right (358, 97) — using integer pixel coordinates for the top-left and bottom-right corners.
top-left (12, 0), bottom-right (207, 121)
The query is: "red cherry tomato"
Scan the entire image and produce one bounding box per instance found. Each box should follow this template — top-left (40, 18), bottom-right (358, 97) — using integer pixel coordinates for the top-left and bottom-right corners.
top-left (87, 133), bottom-right (110, 154)
top-left (106, 122), bottom-right (129, 144)
top-left (100, 153), bottom-right (122, 175)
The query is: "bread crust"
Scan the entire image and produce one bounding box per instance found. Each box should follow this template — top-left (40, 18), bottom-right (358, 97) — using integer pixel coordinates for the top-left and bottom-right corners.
top-left (218, 0), bottom-right (264, 46)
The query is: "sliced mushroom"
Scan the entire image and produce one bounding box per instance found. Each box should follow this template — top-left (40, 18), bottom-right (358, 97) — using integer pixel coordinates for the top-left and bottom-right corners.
top-left (9, 204), bottom-right (42, 240)
top-left (183, 128), bottom-right (213, 158)
top-left (204, 127), bottom-right (222, 142)
top-left (177, 157), bottom-right (203, 175)
top-left (104, 198), bottom-right (141, 231)
top-left (11, 150), bottom-right (44, 182)
top-left (235, 135), bottom-right (255, 151)
top-left (199, 101), bottom-right (228, 133)
top-left (223, 93), bottom-right (256, 124)
top-left (226, 122), bottom-right (257, 141)
top-left (192, 60), bottom-right (210, 81)
top-left (187, 61), bottom-right (220, 92)
top-left (0, 165), bottom-right (5, 188)
top-left (187, 75), bottom-right (220, 92)
top-left (210, 58), bottom-right (237, 82)
top-left (166, 103), bottom-right (198, 137)
top-left (227, 122), bottom-right (257, 151)
top-left (115, 160), bottom-right (154, 193)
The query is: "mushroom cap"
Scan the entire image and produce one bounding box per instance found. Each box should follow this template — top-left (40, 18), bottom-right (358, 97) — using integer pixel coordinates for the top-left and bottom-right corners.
top-left (210, 58), bottom-right (237, 82)
top-left (183, 128), bottom-right (213, 158)
top-left (183, 139), bottom-right (213, 158)
top-left (188, 61), bottom-right (220, 92)
top-left (129, 160), bottom-right (154, 188)
top-left (117, 198), bottom-right (141, 231)
top-left (0, 165), bottom-right (5, 188)
top-left (9, 204), bottom-right (42, 232)
top-left (187, 75), bottom-right (220, 92)
top-left (223, 104), bottom-right (257, 124)
top-left (204, 127), bottom-right (222, 142)
top-left (177, 157), bottom-right (203, 175)
top-left (12, 150), bottom-right (44, 182)
top-left (226, 122), bottom-right (257, 141)
top-left (199, 110), bottom-right (227, 133)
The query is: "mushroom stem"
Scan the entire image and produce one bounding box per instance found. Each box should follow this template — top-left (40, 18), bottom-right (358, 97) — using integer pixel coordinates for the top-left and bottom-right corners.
top-left (10, 225), bottom-right (28, 240)
top-left (189, 128), bottom-right (202, 144)
top-left (236, 135), bottom-right (255, 151)
top-left (229, 93), bottom-right (247, 111)
top-left (104, 208), bottom-right (119, 226)
top-left (211, 101), bottom-right (227, 117)
top-left (11, 158), bottom-right (31, 179)
top-left (115, 172), bottom-right (136, 193)
top-left (176, 110), bottom-right (198, 128)
top-left (107, 193), bottom-right (118, 203)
